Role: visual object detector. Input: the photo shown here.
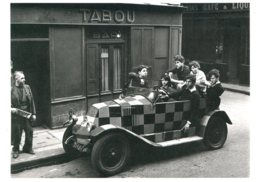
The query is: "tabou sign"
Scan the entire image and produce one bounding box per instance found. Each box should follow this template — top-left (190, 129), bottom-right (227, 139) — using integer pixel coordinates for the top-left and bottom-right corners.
top-left (80, 9), bottom-right (135, 23)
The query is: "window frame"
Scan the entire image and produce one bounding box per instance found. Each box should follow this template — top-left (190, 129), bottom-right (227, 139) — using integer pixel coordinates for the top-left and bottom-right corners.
top-left (99, 43), bottom-right (124, 94)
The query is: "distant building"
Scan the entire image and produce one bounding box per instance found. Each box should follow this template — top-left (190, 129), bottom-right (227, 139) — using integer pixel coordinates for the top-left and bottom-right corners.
top-left (11, 3), bottom-right (184, 128)
top-left (181, 3), bottom-right (249, 85)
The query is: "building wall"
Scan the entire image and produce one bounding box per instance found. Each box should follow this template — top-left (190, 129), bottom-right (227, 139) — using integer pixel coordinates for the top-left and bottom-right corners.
top-left (182, 3), bottom-right (249, 85)
top-left (11, 4), bottom-right (184, 128)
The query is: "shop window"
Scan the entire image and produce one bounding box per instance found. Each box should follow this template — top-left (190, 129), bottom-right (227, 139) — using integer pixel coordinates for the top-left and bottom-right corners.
top-left (100, 45), bottom-right (122, 92)
top-left (113, 47), bottom-right (121, 90)
top-left (101, 47), bottom-right (109, 91)
top-left (11, 25), bottom-right (49, 39)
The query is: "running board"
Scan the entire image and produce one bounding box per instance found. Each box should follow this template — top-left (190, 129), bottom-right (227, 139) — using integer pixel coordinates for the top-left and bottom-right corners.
top-left (157, 136), bottom-right (203, 147)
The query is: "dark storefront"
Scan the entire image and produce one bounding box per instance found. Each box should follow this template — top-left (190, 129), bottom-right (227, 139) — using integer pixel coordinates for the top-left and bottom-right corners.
top-left (181, 3), bottom-right (249, 85)
top-left (11, 3), bottom-right (184, 128)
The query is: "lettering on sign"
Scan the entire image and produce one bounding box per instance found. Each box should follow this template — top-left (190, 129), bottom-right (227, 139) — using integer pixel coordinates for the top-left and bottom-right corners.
top-left (232, 3), bottom-right (249, 10)
top-left (80, 9), bottom-right (135, 23)
top-left (186, 3), bottom-right (249, 12)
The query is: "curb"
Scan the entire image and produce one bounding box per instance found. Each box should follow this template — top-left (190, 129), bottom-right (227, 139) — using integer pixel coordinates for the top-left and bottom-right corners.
top-left (11, 153), bottom-right (69, 174)
top-left (223, 87), bottom-right (250, 95)
top-left (11, 152), bottom-right (82, 174)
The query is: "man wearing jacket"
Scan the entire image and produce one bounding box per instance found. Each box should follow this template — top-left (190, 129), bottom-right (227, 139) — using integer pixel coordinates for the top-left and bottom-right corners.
top-left (11, 71), bottom-right (36, 159)
top-left (168, 74), bottom-right (201, 127)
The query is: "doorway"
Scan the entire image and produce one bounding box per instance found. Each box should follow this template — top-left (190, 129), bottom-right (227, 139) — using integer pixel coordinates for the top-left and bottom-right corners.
top-left (86, 42), bottom-right (125, 106)
top-left (11, 41), bottom-right (50, 126)
top-left (224, 20), bottom-right (241, 84)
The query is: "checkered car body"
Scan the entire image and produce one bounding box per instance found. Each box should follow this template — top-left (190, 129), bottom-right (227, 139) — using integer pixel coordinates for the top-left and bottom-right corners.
top-left (72, 95), bottom-right (206, 144)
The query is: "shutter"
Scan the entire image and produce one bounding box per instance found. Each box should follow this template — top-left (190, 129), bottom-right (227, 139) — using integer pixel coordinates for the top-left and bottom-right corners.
top-left (86, 43), bottom-right (99, 95)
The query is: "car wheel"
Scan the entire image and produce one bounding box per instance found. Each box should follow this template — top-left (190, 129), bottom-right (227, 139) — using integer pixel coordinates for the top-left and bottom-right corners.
top-left (62, 126), bottom-right (81, 156)
top-left (91, 133), bottom-right (130, 176)
top-left (204, 116), bottom-right (228, 150)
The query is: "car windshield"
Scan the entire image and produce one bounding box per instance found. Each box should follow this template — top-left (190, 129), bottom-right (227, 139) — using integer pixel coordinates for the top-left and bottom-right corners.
top-left (126, 79), bottom-right (162, 103)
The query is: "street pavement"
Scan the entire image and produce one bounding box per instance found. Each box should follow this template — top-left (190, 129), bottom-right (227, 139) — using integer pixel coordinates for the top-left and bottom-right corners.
top-left (10, 83), bottom-right (250, 173)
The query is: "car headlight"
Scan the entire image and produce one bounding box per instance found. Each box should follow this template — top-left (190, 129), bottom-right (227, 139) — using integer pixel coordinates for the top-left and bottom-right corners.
top-left (86, 122), bottom-right (94, 132)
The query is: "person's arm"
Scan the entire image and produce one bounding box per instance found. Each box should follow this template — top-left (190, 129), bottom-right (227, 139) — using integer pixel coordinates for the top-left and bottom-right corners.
top-left (196, 71), bottom-right (207, 86)
top-left (11, 87), bottom-right (17, 114)
top-left (208, 84), bottom-right (224, 97)
top-left (168, 89), bottom-right (183, 99)
top-left (168, 72), bottom-right (184, 84)
top-left (27, 85), bottom-right (36, 121)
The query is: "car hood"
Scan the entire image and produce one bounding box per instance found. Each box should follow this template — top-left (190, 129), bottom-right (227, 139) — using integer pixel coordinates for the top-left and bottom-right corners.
top-left (72, 95), bottom-right (154, 136)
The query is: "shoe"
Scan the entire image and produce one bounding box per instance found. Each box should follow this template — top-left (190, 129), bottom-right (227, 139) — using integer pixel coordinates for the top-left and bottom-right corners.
top-left (183, 121), bottom-right (191, 134)
top-left (22, 149), bottom-right (35, 155)
top-left (12, 151), bottom-right (19, 159)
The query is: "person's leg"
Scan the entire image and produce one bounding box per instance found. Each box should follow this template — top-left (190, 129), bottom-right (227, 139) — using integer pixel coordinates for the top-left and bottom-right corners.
top-left (22, 120), bottom-right (34, 153)
top-left (12, 119), bottom-right (22, 158)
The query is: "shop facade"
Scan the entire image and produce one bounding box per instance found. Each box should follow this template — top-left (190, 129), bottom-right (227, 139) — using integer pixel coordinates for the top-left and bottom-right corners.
top-left (181, 3), bottom-right (249, 85)
top-left (11, 3), bottom-right (184, 128)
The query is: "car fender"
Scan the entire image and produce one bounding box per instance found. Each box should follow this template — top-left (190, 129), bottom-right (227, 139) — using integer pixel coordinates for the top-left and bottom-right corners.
top-left (89, 124), bottom-right (161, 147)
top-left (199, 110), bottom-right (232, 137)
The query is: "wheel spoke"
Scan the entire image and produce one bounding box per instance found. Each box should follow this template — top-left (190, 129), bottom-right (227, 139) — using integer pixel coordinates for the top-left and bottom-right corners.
top-left (101, 141), bottom-right (124, 168)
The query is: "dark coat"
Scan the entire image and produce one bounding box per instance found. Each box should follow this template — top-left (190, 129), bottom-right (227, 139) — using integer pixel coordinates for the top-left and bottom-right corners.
top-left (206, 82), bottom-right (224, 111)
top-left (11, 84), bottom-right (36, 115)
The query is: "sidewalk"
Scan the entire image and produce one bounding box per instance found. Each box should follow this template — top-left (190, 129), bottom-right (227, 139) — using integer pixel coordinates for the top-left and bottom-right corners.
top-left (11, 83), bottom-right (250, 173)
top-left (11, 126), bottom-right (67, 173)
top-left (222, 83), bottom-right (250, 95)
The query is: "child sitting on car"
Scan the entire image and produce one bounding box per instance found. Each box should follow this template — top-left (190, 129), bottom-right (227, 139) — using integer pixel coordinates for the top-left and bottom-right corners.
top-left (156, 74), bottom-right (175, 102)
top-left (169, 74), bottom-right (201, 128)
top-left (204, 69), bottom-right (225, 111)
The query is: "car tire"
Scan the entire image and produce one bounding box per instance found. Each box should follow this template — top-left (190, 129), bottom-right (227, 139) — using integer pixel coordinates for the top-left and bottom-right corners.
top-left (62, 126), bottom-right (81, 156)
top-left (91, 133), bottom-right (131, 176)
top-left (204, 116), bottom-right (228, 150)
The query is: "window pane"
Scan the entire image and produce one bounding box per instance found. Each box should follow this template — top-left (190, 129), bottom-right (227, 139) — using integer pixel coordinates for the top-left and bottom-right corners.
top-left (101, 48), bottom-right (109, 91)
top-left (113, 48), bottom-right (121, 90)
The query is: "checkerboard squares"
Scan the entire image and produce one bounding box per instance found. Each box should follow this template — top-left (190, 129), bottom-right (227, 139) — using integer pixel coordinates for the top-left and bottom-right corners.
top-left (114, 98), bottom-right (127, 104)
top-left (174, 112), bottom-right (183, 121)
top-left (155, 133), bottom-right (164, 143)
top-left (128, 100), bottom-right (144, 106)
top-left (144, 124), bottom-right (155, 133)
top-left (133, 114), bottom-right (144, 125)
top-left (110, 117), bottom-right (122, 127)
top-left (98, 107), bottom-right (109, 118)
top-left (173, 130), bottom-right (182, 139)
top-left (143, 104), bottom-right (155, 114)
top-left (164, 121), bottom-right (174, 131)
top-left (155, 113), bottom-right (165, 123)
top-left (93, 102), bottom-right (107, 109)
top-left (165, 102), bottom-right (175, 113)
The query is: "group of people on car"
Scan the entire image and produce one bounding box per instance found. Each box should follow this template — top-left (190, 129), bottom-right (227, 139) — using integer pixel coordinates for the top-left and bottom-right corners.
top-left (121, 55), bottom-right (224, 128)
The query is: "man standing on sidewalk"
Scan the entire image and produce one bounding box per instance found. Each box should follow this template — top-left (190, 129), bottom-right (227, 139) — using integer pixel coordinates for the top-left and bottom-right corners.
top-left (11, 71), bottom-right (36, 159)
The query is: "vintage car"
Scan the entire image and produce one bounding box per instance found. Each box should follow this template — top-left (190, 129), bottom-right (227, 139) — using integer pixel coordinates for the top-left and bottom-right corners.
top-left (62, 86), bottom-right (232, 176)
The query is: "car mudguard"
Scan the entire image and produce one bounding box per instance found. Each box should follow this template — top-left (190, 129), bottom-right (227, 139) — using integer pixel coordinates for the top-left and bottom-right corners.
top-left (198, 110), bottom-right (232, 137)
top-left (89, 124), bottom-right (161, 147)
